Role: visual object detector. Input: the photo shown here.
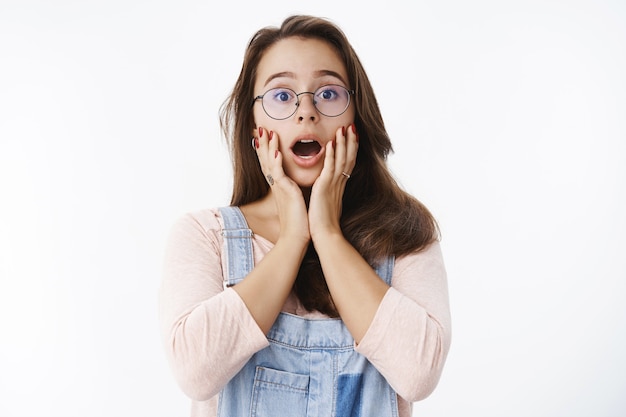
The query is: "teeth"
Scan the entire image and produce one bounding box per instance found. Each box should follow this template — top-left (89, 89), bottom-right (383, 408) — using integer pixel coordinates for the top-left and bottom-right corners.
top-left (299, 140), bottom-right (315, 144)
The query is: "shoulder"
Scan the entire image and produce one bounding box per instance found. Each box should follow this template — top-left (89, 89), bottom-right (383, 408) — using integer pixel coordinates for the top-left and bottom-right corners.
top-left (392, 240), bottom-right (446, 283)
top-left (174, 207), bottom-right (224, 230)
top-left (388, 240), bottom-right (450, 317)
top-left (167, 207), bottom-right (226, 250)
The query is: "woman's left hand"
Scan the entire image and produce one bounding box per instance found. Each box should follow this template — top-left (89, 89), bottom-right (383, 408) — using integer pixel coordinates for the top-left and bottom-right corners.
top-left (308, 123), bottom-right (358, 241)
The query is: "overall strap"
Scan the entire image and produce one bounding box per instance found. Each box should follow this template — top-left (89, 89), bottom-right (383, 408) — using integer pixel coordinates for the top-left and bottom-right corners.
top-left (375, 256), bottom-right (395, 286)
top-left (218, 206), bottom-right (254, 287)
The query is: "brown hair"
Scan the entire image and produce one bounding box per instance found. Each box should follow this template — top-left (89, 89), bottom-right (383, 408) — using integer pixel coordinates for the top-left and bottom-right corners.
top-left (220, 15), bottom-right (439, 316)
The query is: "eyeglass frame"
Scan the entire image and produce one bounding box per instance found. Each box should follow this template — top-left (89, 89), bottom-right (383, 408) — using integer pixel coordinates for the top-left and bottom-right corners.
top-left (252, 84), bottom-right (355, 120)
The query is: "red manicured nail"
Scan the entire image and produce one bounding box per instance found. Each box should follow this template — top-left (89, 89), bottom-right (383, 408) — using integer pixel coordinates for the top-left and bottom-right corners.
top-left (269, 131), bottom-right (273, 141)
top-left (255, 138), bottom-right (259, 149)
top-left (259, 127), bottom-right (264, 137)
top-left (342, 126), bottom-right (346, 136)
top-left (275, 150), bottom-right (279, 158)
top-left (351, 123), bottom-right (357, 134)
top-left (332, 139), bottom-right (336, 149)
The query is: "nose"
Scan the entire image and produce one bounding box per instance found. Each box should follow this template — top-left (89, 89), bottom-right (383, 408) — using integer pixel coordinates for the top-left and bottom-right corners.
top-left (295, 92), bottom-right (318, 122)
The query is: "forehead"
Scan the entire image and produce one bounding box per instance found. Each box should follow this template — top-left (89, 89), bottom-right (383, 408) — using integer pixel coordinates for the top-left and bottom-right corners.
top-left (255, 37), bottom-right (349, 88)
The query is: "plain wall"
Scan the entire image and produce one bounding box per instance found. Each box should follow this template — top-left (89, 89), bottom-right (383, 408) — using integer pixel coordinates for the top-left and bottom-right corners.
top-left (1, 0), bottom-right (625, 416)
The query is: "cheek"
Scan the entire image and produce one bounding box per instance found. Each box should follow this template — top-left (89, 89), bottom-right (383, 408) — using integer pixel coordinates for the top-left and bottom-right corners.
top-left (252, 109), bottom-right (286, 145)
top-left (339, 105), bottom-right (356, 126)
top-left (252, 106), bottom-right (264, 128)
top-left (253, 106), bottom-right (276, 130)
top-left (346, 104), bottom-right (356, 122)
top-left (337, 112), bottom-right (355, 134)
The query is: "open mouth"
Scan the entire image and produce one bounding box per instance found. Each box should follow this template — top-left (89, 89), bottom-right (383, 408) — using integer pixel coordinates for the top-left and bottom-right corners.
top-left (292, 140), bottom-right (322, 158)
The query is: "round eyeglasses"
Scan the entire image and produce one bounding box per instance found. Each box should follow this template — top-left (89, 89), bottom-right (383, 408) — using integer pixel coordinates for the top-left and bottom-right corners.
top-left (253, 84), bottom-right (355, 120)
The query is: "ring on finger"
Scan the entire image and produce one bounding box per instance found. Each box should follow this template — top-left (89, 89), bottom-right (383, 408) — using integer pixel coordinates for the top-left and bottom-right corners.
top-left (341, 171), bottom-right (351, 179)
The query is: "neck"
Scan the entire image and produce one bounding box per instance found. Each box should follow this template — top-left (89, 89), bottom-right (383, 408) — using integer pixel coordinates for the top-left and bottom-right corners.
top-left (262, 185), bottom-right (312, 210)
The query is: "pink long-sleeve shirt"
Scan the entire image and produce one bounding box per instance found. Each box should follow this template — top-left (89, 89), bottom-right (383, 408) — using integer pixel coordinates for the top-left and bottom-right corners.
top-left (159, 208), bottom-right (451, 417)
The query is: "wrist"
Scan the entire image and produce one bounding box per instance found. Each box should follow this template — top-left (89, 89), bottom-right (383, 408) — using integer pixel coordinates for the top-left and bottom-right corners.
top-left (277, 232), bottom-right (311, 250)
top-left (310, 227), bottom-right (344, 247)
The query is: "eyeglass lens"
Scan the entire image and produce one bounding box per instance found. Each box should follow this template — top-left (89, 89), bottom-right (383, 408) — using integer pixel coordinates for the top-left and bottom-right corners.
top-left (261, 85), bottom-right (351, 120)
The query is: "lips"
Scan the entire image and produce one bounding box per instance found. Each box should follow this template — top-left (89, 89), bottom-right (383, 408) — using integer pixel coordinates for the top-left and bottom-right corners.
top-left (290, 136), bottom-right (325, 168)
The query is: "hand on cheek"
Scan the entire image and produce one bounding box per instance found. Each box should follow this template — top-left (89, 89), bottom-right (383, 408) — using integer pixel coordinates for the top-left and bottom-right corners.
top-left (254, 127), bottom-right (280, 185)
top-left (254, 127), bottom-right (310, 242)
top-left (309, 123), bottom-right (359, 238)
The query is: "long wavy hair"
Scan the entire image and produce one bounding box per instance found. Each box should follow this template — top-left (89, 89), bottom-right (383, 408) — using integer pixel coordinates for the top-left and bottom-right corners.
top-left (220, 15), bottom-right (439, 316)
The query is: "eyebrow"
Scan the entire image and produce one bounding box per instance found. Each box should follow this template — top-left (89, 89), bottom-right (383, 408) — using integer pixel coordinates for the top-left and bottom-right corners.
top-left (263, 70), bottom-right (348, 87)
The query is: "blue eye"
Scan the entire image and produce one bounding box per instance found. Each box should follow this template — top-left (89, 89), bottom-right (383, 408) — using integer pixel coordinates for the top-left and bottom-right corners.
top-left (270, 88), bottom-right (295, 103)
top-left (317, 87), bottom-right (340, 101)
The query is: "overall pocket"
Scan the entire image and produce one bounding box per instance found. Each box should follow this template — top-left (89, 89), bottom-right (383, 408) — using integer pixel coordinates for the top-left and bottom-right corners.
top-left (250, 366), bottom-right (309, 417)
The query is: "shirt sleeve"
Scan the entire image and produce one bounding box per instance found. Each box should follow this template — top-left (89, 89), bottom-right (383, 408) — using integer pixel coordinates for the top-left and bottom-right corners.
top-left (158, 211), bottom-right (269, 401)
top-left (355, 240), bottom-right (452, 402)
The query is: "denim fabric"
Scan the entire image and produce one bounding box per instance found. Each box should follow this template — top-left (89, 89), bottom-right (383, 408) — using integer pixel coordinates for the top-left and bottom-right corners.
top-left (220, 207), bottom-right (254, 287)
top-left (217, 206), bottom-right (398, 417)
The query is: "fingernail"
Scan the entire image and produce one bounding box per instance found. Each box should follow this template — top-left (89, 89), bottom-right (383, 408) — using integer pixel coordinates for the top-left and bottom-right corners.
top-left (274, 150), bottom-right (279, 158)
top-left (269, 131), bottom-right (273, 141)
top-left (255, 138), bottom-right (259, 149)
top-left (351, 123), bottom-right (357, 134)
top-left (259, 127), bottom-right (264, 137)
top-left (332, 139), bottom-right (336, 149)
top-left (342, 126), bottom-right (346, 136)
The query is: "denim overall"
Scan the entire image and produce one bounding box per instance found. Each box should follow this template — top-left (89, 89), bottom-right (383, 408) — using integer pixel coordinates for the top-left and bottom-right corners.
top-left (217, 206), bottom-right (398, 417)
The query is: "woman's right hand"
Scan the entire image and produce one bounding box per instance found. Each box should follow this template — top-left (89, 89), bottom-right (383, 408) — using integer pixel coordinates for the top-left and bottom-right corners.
top-left (254, 127), bottom-right (310, 244)
top-left (238, 127), bottom-right (310, 333)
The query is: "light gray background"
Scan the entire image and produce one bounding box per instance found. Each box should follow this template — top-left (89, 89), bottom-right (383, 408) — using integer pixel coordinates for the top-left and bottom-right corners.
top-left (1, 1), bottom-right (625, 416)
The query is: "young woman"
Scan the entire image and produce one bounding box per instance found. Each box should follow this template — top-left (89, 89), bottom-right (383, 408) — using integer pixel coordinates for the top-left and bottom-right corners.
top-left (159, 15), bottom-right (451, 417)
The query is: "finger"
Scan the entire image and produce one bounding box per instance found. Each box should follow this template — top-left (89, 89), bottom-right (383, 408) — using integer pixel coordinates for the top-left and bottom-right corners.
top-left (333, 125), bottom-right (347, 180)
top-left (321, 137), bottom-right (335, 181)
top-left (253, 126), bottom-right (267, 168)
top-left (258, 126), bottom-right (270, 153)
top-left (344, 123), bottom-right (358, 174)
top-left (267, 130), bottom-right (280, 175)
top-left (254, 127), bottom-right (274, 180)
top-left (273, 145), bottom-right (283, 183)
top-left (267, 129), bottom-right (278, 161)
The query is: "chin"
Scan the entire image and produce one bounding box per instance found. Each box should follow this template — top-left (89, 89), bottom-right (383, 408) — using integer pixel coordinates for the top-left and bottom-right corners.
top-left (284, 164), bottom-right (322, 187)
top-left (294, 177), bottom-right (317, 188)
